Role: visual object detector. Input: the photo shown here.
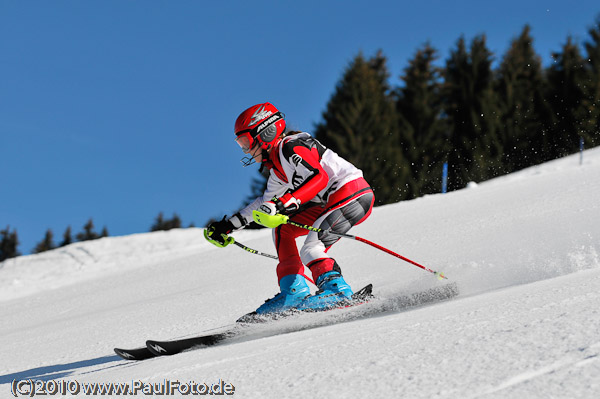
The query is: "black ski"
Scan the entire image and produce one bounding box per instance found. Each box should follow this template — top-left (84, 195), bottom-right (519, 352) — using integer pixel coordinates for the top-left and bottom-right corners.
top-left (146, 329), bottom-right (238, 357)
top-left (143, 284), bottom-right (374, 357)
top-left (114, 346), bottom-right (155, 361)
top-left (115, 284), bottom-right (375, 360)
top-left (113, 282), bottom-right (461, 361)
top-left (114, 328), bottom-right (238, 361)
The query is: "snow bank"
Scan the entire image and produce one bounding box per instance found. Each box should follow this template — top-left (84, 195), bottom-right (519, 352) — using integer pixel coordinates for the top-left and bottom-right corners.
top-left (0, 229), bottom-right (210, 301)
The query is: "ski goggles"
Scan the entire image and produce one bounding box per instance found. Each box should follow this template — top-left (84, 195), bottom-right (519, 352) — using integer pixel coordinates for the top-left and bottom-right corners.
top-left (234, 132), bottom-right (255, 154)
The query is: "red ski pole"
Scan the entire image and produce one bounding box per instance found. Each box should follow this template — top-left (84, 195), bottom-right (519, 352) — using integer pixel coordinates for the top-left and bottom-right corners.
top-left (286, 219), bottom-right (447, 280)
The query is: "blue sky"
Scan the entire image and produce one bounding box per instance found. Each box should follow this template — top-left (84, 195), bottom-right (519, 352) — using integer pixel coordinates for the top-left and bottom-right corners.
top-left (2, 0), bottom-right (599, 254)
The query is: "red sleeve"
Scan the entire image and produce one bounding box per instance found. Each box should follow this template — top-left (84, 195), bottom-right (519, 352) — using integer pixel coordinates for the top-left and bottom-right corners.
top-left (279, 143), bottom-right (328, 206)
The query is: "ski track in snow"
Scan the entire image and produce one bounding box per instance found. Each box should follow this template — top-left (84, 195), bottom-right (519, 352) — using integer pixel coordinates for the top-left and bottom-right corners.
top-left (1, 148), bottom-right (600, 398)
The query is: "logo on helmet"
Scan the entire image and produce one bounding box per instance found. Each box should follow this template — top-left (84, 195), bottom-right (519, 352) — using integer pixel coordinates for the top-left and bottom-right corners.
top-left (249, 105), bottom-right (273, 126)
top-left (256, 114), bottom-right (281, 134)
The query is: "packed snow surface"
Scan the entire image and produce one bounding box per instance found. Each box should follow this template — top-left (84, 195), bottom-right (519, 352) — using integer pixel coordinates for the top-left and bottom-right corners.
top-left (1, 147), bottom-right (599, 398)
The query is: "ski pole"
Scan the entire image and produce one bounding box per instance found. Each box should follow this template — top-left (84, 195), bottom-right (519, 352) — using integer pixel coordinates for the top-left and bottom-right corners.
top-left (232, 239), bottom-right (278, 260)
top-left (252, 210), bottom-right (447, 280)
top-left (205, 227), bottom-right (279, 260)
top-left (287, 219), bottom-right (447, 280)
top-left (232, 238), bottom-right (316, 285)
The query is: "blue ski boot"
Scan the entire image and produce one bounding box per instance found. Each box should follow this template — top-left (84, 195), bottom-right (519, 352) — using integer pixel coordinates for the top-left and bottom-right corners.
top-left (255, 274), bottom-right (311, 315)
top-left (296, 271), bottom-right (354, 311)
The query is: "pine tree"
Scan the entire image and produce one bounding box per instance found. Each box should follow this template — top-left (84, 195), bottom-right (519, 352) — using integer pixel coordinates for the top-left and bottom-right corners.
top-left (34, 229), bottom-right (56, 254)
top-left (545, 37), bottom-right (589, 159)
top-left (60, 226), bottom-right (73, 247)
top-left (395, 43), bottom-right (449, 197)
top-left (442, 35), bottom-right (503, 190)
top-left (496, 25), bottom-right (551, 172)
top-left (583, 15), bottom-right (600, 147)
top-left (315, 51), bottom-right (410, 205)
top-left (168, 214), bottom-right (182, 230)
top-left (76, 219), bottom-right (100, 241)
top-left (151, 212), bottom-right (182, 231)
top-left (0, 226), bottom-right (20, 261)
top-left (151, 212), bottom-right (166, 231)
top-left (100, 226), bottom-right (109, 237)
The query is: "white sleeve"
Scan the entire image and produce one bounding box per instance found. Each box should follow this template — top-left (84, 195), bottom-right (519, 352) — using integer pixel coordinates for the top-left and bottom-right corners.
top-left (236, 172), bottom-right (289, 225)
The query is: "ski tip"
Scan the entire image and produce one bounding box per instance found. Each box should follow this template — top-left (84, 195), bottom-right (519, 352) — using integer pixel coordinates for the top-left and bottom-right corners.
top-left (114, 348), bottom-right (129, 359)
top-left (352, 283), bottom-right (374, 300)
top-left (114, 347), bottom-right (155, 361)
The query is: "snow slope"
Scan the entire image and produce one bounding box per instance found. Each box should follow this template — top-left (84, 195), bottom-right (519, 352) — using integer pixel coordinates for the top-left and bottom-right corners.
top-left (1, 147), bottom-right (599, 398)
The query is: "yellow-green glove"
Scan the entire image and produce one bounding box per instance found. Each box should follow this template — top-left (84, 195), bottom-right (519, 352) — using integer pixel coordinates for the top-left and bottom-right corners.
top-left (204, 216), bottom-right (235, 247)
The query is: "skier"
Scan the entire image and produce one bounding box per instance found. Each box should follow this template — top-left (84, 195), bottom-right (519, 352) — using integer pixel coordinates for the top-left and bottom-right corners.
top-left (204, 102), bottom-right (374, 315)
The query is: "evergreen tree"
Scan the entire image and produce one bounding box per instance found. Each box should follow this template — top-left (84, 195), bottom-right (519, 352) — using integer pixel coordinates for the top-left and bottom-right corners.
top-left (152, 212), bottom-right (166, 231)
top-left (60, 226), bottom-right (73, 247)
top-left (34, 229), bottom-right (55, 254)
top-left (496, 25), bottom-right (551, 172)
top-left (167, 214), bottom-right (182, 230)
top-left (100, 226), bottom-right (109, 237)
top-left (583, 15), bottom-right (600, 147)
top-left (315, 51), bottom-right (410, 205)
top-left (76, 219), bottom-right (100, 241)
top-left (151, 212), bottom-right (182, 231)
top-left (0, 226), bottom-right (20, 261)
top-left (545, 37), bottom-right (588, 159)
top-left (442, 35), bottom-right (503, 190)
top-left (395, 43), bottom-right (449, 197)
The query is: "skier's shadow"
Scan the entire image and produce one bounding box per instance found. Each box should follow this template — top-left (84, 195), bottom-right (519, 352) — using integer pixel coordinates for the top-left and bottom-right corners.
top-left (0, 355), bottom-right (122, 384)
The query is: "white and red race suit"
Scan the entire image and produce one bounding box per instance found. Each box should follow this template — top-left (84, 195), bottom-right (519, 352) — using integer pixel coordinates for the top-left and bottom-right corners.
top-left (231, 132), bottom-right (374, 284)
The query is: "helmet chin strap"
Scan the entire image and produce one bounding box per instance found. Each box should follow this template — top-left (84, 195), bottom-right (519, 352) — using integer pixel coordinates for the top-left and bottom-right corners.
top-left (239, 138), bottom-right (279, 168)
top-left (240, 143), bottom-right (264, 167)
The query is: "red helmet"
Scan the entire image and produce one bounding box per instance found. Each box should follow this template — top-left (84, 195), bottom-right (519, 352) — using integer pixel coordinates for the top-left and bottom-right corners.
top-left (234, 103), bottom-right (286, 157)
